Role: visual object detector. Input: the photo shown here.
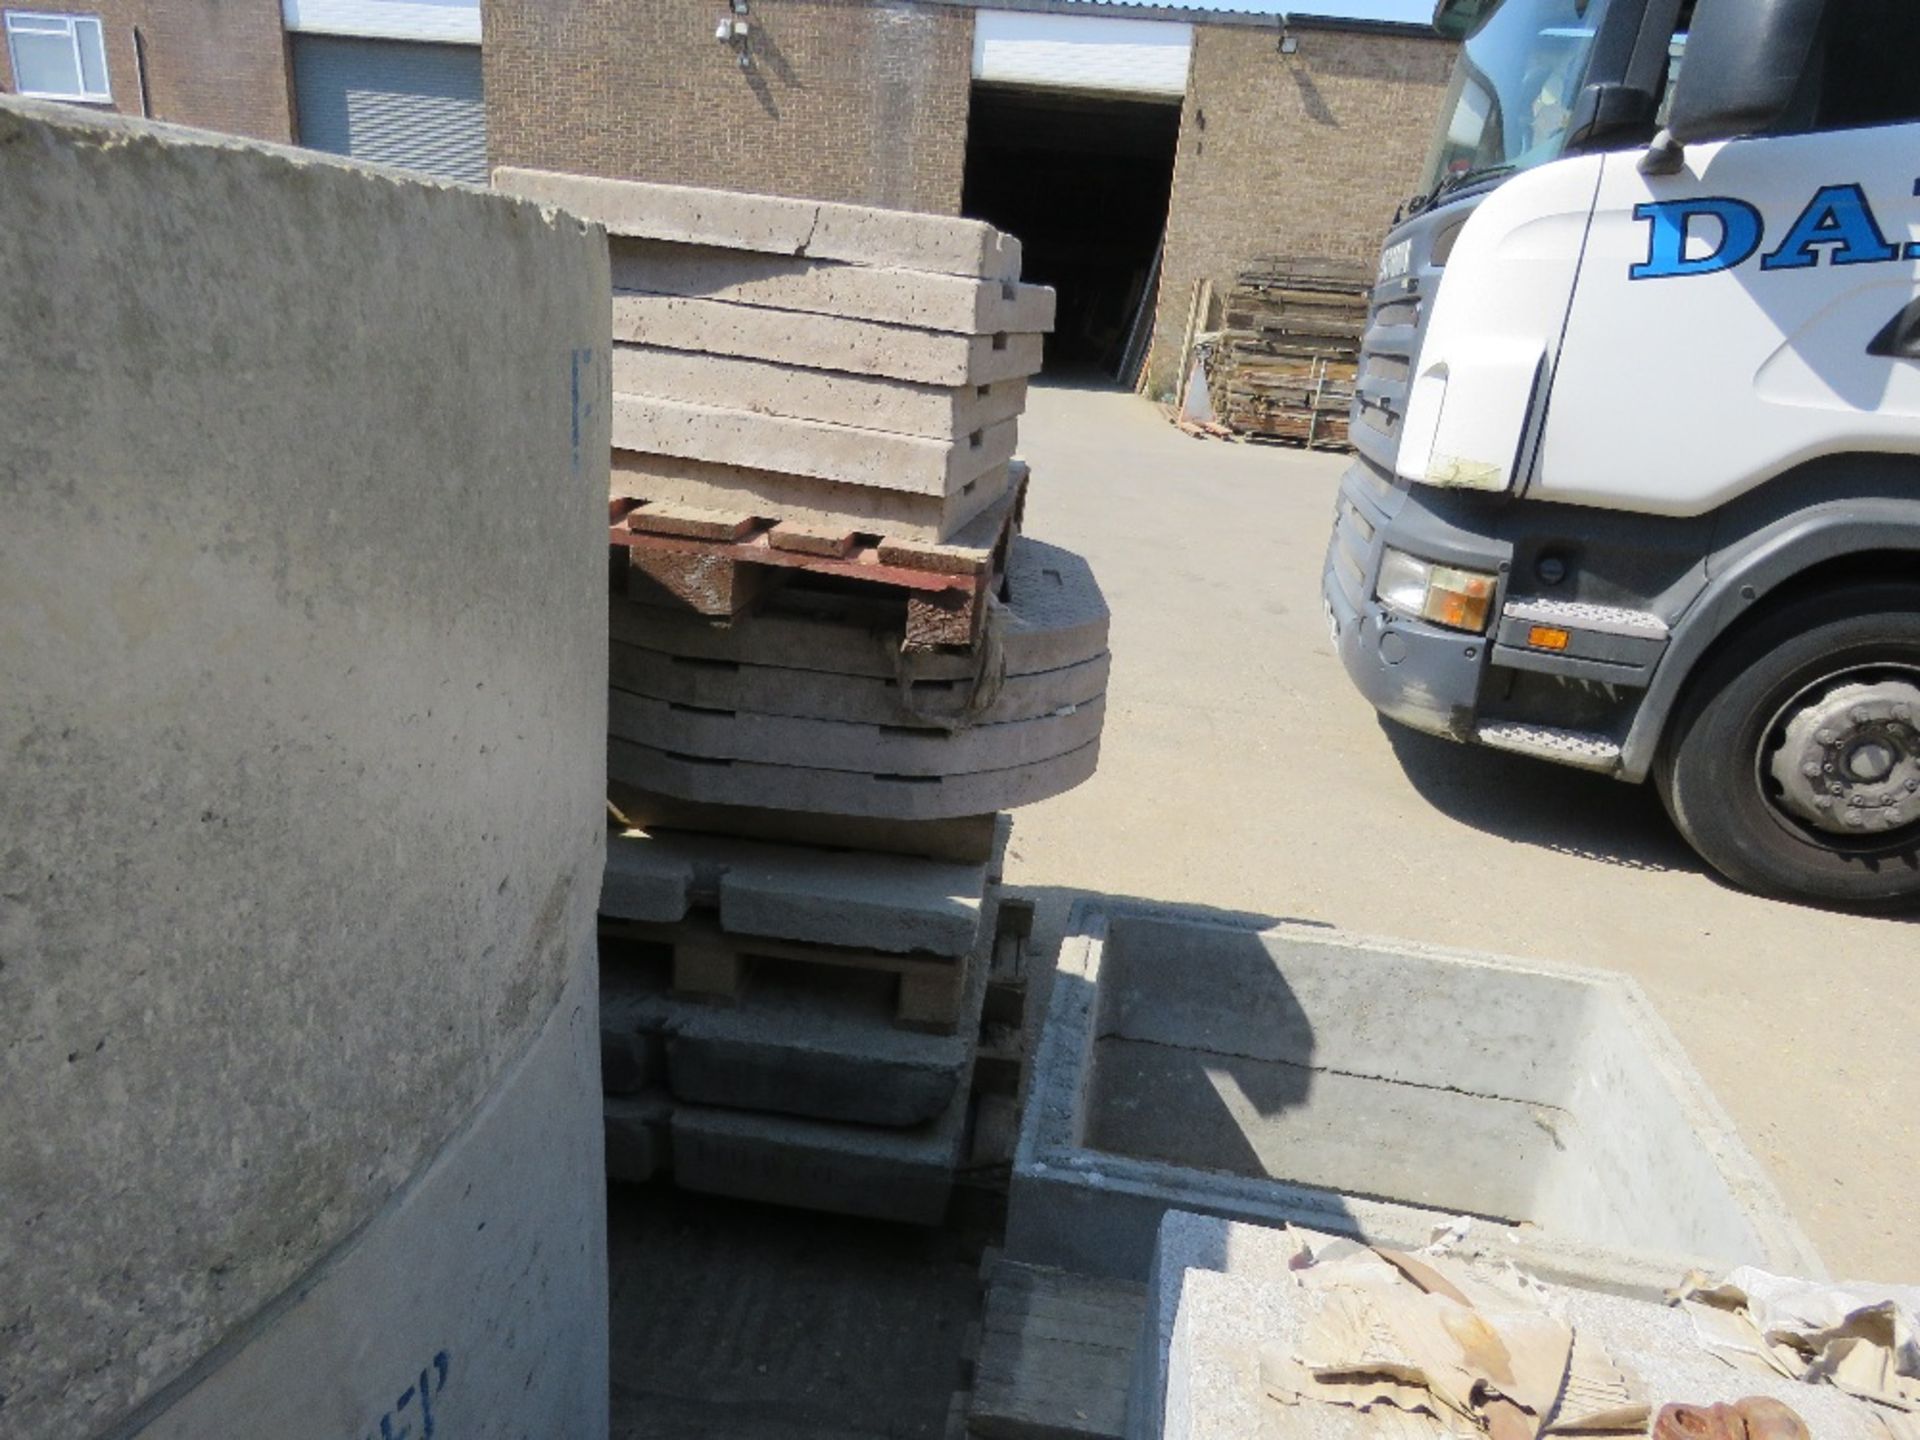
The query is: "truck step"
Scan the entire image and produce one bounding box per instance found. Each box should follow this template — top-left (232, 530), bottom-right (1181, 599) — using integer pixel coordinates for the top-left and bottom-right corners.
top-left (1502, 597), bottom-right (1670, 639)
top-left (1475, 721), bottom-right (1622, 772)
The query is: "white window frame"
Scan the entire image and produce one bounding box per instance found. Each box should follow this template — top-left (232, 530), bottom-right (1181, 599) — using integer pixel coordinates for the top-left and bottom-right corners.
top-left (5, 11), bottom-right (111, 102)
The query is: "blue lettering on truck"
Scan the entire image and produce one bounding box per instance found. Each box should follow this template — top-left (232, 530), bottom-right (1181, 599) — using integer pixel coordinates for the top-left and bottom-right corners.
top-left (1630, 182), bottom-right (1918, 279)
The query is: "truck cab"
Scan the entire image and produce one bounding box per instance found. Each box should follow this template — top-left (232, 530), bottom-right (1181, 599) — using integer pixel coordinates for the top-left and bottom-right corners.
top-left (1324, 0), bottom-right (1920, 908)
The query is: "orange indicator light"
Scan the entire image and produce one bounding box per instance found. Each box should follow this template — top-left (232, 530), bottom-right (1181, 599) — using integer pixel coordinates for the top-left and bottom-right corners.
top-left (1528, 625), bottom-right (1572, 651)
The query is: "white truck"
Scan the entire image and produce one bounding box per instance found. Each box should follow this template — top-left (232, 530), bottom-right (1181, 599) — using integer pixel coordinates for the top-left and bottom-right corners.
top-left (1323, 0), bottom-right (1920, 908)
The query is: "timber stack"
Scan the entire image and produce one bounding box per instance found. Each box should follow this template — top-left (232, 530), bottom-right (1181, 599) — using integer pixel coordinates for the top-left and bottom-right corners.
top-left (495, 169), bottom-right (1110, 1224)
top-left (1207, 256), bottom-right (1370, 451)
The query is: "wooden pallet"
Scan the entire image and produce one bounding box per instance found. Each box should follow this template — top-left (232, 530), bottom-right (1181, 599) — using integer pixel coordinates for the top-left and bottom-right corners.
top-left (599, 912), bottom-right (971, 1033)
top-left (609, 471), bottom-right (1025, 651)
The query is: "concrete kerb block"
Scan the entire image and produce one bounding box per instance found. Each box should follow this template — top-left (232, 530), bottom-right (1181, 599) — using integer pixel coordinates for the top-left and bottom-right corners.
top-left (610, 394), bottom-right (1018, 497)
top-left (604, 1092), bottom-right (672, 1184)
top-left (1132, 1214), bottom-right (1890, 1440)
top-left (610, 240), bottom-right (1056, 335)
top-left (1007, 900), bottom-right (1824, 1297)
top-left (606, 691), bottom-right (1107, 780)
top-left (601, 827), bottom-right (991, 956)
top-left (494, 167), bottom-right (1024, 279)
top-left (611, 345), bottom-right (1030, 442)
top-left (612, 294), bottom-right (1045, 387)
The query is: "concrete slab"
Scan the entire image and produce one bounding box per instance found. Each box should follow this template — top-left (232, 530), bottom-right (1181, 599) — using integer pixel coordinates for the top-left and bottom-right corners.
top-left (608, 734), bottom-right (1101, 820)
top-left (668, 1066), bottom-right (972, 1224)
top-left (610, 240), bottom-right (1055, 334)
top-left (611, 394), bottom-right (1017, 497)
top-left (612, 450), bottom-right (1010, 544)
top-left (599, 891), bottom-right (999, 1127)
top-left (612, 344), bottom-right (1029, 440)
top-left (606, 690), bottom-right (1106, 779)
top-left (601, 826), bottom-right (991, 955)
top-left (607, 534), bottom-right (1112, 684)
top-left (1136, 1214), bottom-right (1890, 1440)
top-left (609, 642), bottom-right (1111, 729)
top-left (495, 166), bottom-right (1023, 278)
top-left (612, 293), bottom-right (1045, 386)
top-left (1007, 901), bottom-right (1824, 1296)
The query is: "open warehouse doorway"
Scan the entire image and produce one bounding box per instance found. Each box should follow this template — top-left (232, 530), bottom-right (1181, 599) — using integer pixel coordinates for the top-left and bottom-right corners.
top-left (960, 11), bottom-right (1188, 380)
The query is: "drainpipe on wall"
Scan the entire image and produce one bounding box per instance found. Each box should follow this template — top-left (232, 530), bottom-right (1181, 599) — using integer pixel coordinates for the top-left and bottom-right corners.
top-left (132, 25), bottom-right (150, 115)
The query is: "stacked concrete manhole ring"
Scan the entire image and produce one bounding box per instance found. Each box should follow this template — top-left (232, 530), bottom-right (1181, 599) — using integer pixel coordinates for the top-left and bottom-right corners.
top-left (606, 536), bottom-right (1112, 819)
top-left (1, 102), bottom-right (612, 1438)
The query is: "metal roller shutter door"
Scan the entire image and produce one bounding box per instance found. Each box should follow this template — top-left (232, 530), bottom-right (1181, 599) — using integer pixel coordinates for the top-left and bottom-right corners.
top-left (293, 34), bottom-right (486, 184)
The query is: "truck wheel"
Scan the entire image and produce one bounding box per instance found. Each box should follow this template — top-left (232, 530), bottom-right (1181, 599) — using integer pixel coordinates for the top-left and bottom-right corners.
top-left (1656, 584), bottom-right (1920, 910)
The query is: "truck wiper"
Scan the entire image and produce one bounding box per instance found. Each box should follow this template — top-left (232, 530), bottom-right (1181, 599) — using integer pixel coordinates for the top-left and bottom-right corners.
top-left (1435, 162), bottom-right (1516, 201)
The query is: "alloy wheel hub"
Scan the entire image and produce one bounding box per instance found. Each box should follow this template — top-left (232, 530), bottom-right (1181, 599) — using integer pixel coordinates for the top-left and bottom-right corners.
top-left (1768, 679), bottom-right (1920, 835)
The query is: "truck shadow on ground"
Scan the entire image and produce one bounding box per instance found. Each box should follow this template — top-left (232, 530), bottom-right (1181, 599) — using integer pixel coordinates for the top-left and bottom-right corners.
top-left (1376, 717), bottom-right (1707, 877)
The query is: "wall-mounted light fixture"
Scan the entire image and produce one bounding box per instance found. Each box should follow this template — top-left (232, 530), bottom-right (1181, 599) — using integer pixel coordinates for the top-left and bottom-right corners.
top-left (715, 0), bottom-right (751, 66)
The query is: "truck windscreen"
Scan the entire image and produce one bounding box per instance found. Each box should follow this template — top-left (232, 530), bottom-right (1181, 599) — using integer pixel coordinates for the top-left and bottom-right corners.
top-left (1419, 0), bottom-right (1614, 199)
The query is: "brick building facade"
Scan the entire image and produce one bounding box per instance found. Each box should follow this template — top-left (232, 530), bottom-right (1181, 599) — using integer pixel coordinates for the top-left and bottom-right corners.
top-left (0, 0), bottom-right (293, 141)
top-left (1147, 22), bottom-right (1453, 393)
top-left (483, 0), bottom-right (975, 214)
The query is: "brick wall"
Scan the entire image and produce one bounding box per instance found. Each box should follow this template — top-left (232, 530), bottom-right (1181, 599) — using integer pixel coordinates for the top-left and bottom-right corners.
top-left (0, 0), bottom-right (292, 142)
top-left (1148, 25), bottom-right (1454, 396)
top-left (484, 0), bottom-right (973, 213)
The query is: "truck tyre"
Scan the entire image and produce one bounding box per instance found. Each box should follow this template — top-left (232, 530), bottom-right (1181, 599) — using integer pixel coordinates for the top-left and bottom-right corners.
top-left (1656, 583), bottom-right (1920, 910)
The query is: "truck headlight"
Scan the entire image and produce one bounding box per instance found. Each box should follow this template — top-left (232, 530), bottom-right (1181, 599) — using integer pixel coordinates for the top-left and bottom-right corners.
top-left (1375, 548), bottom-right (1497, 634)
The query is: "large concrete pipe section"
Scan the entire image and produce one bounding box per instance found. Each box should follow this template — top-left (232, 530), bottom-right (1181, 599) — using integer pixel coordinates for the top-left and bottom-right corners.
top-left (0, 100), bottom-right (611, 1439)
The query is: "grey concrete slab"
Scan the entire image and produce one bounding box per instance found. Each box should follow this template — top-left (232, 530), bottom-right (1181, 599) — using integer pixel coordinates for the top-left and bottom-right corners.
top-left (612, 449), bottom-right (1011, 544)
top-left (612, 343), bottom-right (1029, 440)
top-left (495, 166), bottom-right (1023, 278)
top-left (609, 734), bottom-right (1101, 820)
top-left (601, 826), bottom-right (991, 955)
top-left (1007, 901), bottom-right (1824, 1296)
top-left (1136, 1215), bottom-right (1891, 1440)
top-left (606, 690), bottom-right (1106, 778)
top-left (599, 891), bottom-right (997, 1127)
top-left (607, 534), bottom-right (1112, 684)
top-left (668, 1067), bottom-right (972, 1224)
top-left (611, 393), bottom-right (1017, 497)
top-left (612, 293), bottom-right (1045, 386)
top-left (609, 641), bottom-right (1110, 729)
top-left (1, 100), bottom-right (609, 1440)
top-left (610, 240), bottom-right (1055, 333)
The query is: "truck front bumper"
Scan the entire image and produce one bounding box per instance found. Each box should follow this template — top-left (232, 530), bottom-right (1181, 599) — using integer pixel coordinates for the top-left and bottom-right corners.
top-left (1321, 459), bottom-right (1507, 742)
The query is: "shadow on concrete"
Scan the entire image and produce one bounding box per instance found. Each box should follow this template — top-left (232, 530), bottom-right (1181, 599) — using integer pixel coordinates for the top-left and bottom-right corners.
top-left (1378, 716), bottom-right (1706, 877)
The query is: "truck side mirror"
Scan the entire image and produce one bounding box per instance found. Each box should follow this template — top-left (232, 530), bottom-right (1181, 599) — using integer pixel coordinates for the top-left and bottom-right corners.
top-left (1666, 0), bottom-right (1826, 144)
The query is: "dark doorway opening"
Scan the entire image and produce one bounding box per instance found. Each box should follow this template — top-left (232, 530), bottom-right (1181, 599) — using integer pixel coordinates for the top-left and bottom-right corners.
top-left (961, 85), bottom-right (1181, 378)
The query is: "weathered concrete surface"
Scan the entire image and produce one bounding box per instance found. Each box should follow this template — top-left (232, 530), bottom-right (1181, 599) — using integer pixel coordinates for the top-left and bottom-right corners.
top-left (612, 293), bottom-right (1046, 386)
top-left (612, 450), bottom-right (1011, 543)
top-left (606, 690), bottom-right (1107, 779)
top-left (610, 241), bottom-right (1056, 333)
top-left (0, 100), bottom-right (611, 1439)
top-left (1007, 901), bottom-right (1822, 1295)
top-left (612, 344), bottom-right (1029, 439)
top-left (609, 641), bottom-right (1111, 728)
top-left (611, 394), bottom-right (1018, 495)
top-left (609, 735), bottom-right (1101, 819)
top-left (495, 166), bottom-right (1023, 278)
top-left (607, 534), bottom-right (1111, 682)
top-left (602, 827), bottom-right (991, 955)
top-left (1007, 381), bottom-right (1918, 1281)
top-left (1136, 1215), bottom-right (1892, 1440)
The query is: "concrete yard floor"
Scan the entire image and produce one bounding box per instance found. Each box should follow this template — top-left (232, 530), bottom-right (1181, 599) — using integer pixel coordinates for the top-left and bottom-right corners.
top-left (1008, 378), bottom-right (1917, 1284)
